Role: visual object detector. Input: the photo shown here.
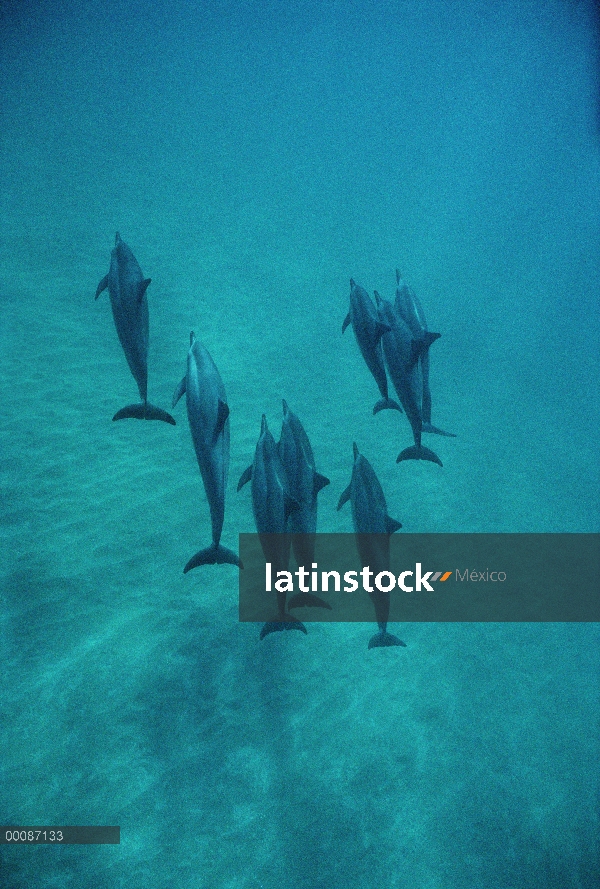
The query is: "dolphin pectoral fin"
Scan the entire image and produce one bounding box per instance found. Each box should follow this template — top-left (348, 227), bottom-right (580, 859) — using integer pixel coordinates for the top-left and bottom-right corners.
top-left (368, 630), bottom-right (407, 649)
top-left (172, 376), bottom-right (186, 409)
top-left (385, 515), bottom-right (402, 534)
top-left (112, 402), bottom-right (176, 424)
top-left (237, 465), bottom-right (252, 491)
top-left (396, 445), bottom-right (442, 467)
top-left (212, 399), bottom-right (230, 444)
top-left (313, 472), bottom-right (330, 495)
top-left (373, 397), bottom-right (403, 415)
top-left (183, 543), bottom-right (242, 572)
top-left (342, 312), bottom-right (351, 334)
top-left (288, 592), bottom-right (332, 610)
top-left (260, 617), bottom-right (307, 639)
top-left (137, 278), bottom-right (152, 303)
top-left (423, 331), bottom-right (441, 349)
top-left (422, 422), bottom-right (457, 438)
top-left (408, 331), bottom-right (442, 367)
top-left (95, 274), bottom-right (109, 300)
top-left (337, 484), bottom-right (351, 510)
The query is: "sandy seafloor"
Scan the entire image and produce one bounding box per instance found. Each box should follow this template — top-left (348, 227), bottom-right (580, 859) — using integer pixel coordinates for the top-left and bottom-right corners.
top-left (1, 1), bottom-right (599, 887)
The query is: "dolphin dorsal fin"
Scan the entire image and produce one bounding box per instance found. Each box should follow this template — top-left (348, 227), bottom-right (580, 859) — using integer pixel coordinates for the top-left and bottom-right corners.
top-left (137, 278), bottom-right (151, 303)
top-left (213, 399), bottom-right (230, 444)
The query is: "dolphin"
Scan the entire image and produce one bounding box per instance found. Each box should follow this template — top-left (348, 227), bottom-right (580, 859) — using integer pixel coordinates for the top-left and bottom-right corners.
top-left (278, 400), bottom-right (331, 611)
top-left (238, 415), bottom-right (306, 639)
top-left (95, 233), bottom-right (175, 424)
top-left (172, 332), bottom-right (240, 571)
top-left (337, 443), bottom-right (406, 649)
top-left (394, 269), bottom-right (455, 437)
top-left (374, 291), bottom-right (443, 467)
top-left (342, 279), bottom-right (402, 414)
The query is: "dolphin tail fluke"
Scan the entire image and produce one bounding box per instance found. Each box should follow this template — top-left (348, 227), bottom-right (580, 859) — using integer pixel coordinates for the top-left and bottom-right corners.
top-left (368, 630), bottom-right (407, 649)
top-left (142, 403), bottom-right (177, 424)
top-left (422, 422), bottom-right (457, 438)
top-left (373, 397), bottom-right (403, 415)
top-left (396, 445), bottom-right (443, 467)
top-left (260, 617), bottom-right (307, 639)
top-left (288, 592), bottom-right (332, 610)
top-left (183, 544), bottom-right (242, 573)
top-left (112, 402), bottom-right (176, 425)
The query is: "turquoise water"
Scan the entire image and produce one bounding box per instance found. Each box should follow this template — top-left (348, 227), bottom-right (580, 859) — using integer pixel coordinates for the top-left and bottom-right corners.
top-left (1, 1), bottom-right (599, 886)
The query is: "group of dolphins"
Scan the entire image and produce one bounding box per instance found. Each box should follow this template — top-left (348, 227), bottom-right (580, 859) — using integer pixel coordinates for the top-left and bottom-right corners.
top-left (343, 273), bottom-right (455, 466)
top-left (95, 234), bottom-right (454, 648)
top-left (336, 273), bottom-right (456, 646)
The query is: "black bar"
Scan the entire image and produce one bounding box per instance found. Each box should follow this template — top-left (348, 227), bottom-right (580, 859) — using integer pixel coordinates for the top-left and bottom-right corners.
top-left (0, 827), bottom-right (120, 844)
top-left (239, 533), bottom-right (600, 622)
